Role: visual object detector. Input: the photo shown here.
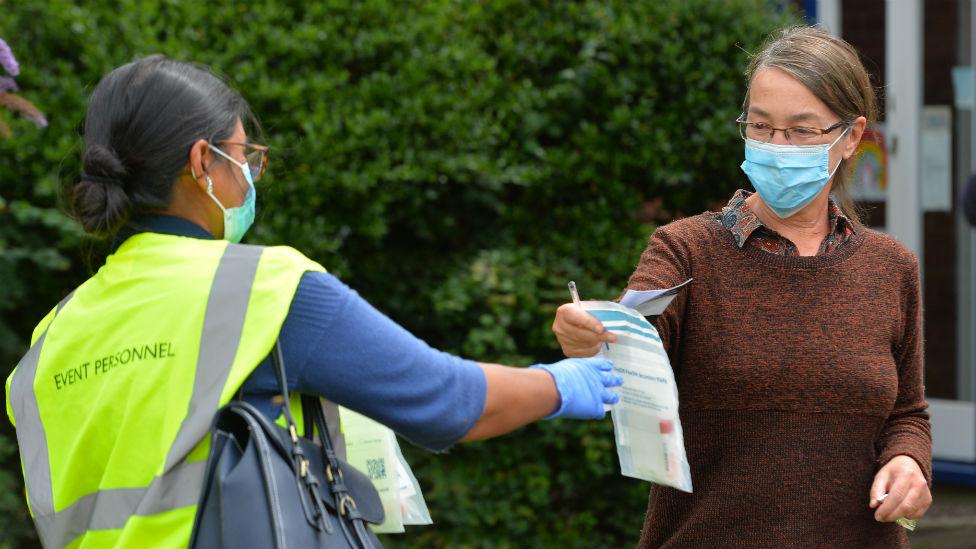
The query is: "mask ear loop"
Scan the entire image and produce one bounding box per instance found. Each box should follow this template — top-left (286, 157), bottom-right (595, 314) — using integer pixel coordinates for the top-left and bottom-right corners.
top-left (826, 126), bottom-right (852, 180)
top-left (828, 125), bottom-right (851, 150)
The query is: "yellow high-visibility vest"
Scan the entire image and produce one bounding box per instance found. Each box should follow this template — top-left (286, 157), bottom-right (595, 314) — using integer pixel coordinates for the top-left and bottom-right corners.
top-left (6, 232), bottom-right (327, 548)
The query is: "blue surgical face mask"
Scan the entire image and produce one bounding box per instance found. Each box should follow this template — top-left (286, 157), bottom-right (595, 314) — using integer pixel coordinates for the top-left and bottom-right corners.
top-left (739, 127), bottom-right (850, 218)
top-left (206, 145), bottom-right (256, 243)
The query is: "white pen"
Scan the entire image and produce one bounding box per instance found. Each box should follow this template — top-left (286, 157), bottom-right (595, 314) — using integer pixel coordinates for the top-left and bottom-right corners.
top-left (568, 281), bottom-right (582, 307)
top-left (568, 281), bottom-right (609, 350)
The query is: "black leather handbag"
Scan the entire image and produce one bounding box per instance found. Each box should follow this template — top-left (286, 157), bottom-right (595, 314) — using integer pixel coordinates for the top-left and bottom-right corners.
top-left (189, 342), bottom-right (385, 549)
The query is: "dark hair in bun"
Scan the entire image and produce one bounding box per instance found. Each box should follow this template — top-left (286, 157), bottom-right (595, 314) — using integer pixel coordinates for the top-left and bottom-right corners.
top-left (71, 55), bottom-right (256, 237)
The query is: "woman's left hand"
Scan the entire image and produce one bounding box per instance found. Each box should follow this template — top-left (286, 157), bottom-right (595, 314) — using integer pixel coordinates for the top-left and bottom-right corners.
top-left (869, 455), bottom-right (932, 522)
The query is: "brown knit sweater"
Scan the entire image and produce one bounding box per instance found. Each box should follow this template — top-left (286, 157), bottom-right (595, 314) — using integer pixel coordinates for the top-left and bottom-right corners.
top-left (627, 213), bottom-right (931, 549)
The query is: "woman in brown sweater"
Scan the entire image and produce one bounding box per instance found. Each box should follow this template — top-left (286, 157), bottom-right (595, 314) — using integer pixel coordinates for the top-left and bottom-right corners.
top-left (552, 26), bottom-right (932, 548)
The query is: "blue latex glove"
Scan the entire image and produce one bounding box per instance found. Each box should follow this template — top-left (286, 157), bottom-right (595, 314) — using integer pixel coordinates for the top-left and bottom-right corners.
top-left (530, 357), bottom-right (622, 419)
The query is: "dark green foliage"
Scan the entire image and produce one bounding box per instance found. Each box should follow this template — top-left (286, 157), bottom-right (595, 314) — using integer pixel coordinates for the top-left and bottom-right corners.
top-left (0, 1), bottom-right (796, 547)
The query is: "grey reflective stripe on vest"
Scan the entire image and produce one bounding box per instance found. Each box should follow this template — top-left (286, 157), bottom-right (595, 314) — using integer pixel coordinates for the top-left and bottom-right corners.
top-left (14, 244), bottom-right (263, 548)
top-left (10, 293), bottom-right (75, 525)
top-left (33, 459), bottom-right (206, 548)
top-left (164, 243), bottom-right (263, 469)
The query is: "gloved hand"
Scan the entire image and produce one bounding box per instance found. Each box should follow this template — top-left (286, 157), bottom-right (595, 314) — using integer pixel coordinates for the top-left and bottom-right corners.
top-left (530, 357), bottom-right (622, 419)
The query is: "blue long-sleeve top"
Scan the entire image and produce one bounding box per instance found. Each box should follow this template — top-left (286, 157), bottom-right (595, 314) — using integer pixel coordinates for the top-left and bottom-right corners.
top-left (118, 216), bottom-right (487, 452)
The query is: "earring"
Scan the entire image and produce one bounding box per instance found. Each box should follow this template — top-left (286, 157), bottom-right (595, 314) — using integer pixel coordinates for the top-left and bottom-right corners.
top-left (206, 175), bottom-right (214, 193)
top-left (191, 167), bottom-right (197, 180)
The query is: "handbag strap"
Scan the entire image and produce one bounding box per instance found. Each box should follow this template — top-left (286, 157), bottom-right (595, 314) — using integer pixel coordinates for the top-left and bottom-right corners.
top-left (269, 340), bottom-right (341, 486)
top-left (271, 342), bottom-right (326, 495)
top-left (271, 341), bottom-right (349, 539)
top-left (301, 394), bottom-right (378, 549)
top-left (273, 343), bottom-right (378, 548)
top-left (301, 397), bottom-right (340, 468)
top-left (301, 396), bottom-right (345, 497)
top-left (270, 342), bottom-right (300, 439)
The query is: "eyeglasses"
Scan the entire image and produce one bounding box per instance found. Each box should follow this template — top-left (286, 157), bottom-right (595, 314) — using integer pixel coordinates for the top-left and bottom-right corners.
top-left (210, 141), bottom-right (269, 183)
top-left (736, 114), bottom-right (847, 145)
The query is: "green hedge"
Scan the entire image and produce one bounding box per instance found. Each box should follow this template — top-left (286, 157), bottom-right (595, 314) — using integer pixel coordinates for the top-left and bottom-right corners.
top-left (0, 1), bottom-right (796, 547)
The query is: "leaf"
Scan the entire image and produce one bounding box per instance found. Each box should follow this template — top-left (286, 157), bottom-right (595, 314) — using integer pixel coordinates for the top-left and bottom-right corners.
top-left (0, 92), bottom-right (47, 128)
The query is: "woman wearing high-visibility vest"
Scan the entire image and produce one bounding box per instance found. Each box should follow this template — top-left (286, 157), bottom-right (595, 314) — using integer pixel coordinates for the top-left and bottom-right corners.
top-left (5, 55), bottom-right (622, 549)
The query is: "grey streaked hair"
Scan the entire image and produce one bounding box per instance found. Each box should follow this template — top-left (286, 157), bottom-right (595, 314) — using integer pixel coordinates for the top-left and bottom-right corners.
top-left (743, 26), bottom-right (878, 224)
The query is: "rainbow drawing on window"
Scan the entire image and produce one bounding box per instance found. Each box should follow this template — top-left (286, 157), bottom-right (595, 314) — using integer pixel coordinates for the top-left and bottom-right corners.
top-left (849, 128), bottom-right (887, 201)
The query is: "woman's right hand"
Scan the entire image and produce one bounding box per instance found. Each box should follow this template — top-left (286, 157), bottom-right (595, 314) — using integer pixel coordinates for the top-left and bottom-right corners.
top-left (552, 303), bottom-right (617, 357)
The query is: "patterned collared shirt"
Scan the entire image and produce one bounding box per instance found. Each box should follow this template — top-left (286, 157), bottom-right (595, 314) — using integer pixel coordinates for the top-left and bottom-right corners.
top-left (719, 189), bottom-right (856, 256)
